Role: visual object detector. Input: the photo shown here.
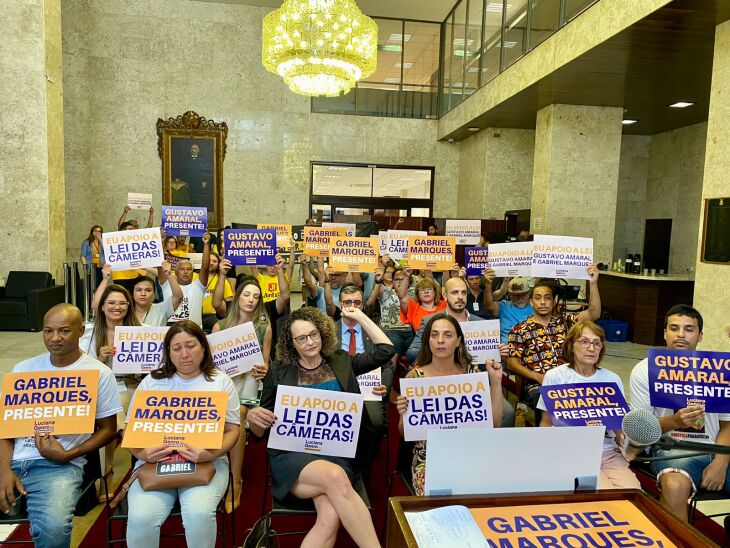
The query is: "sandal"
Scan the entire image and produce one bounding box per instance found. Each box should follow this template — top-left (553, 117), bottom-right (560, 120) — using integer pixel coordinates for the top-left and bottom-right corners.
top-left (98, 470), bottom-right (114, 504)
top-left (224, 479), bottom-right (242, 514)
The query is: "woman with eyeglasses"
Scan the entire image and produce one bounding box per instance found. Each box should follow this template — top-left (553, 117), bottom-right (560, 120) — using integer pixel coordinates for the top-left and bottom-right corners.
top-left (396, 272), bottom-right (446, 332)
top-left (247, 306), bottom-right (394, 548)
top-left (367, 265), bottom-right (414, 356)
top-left (537, 321), bottom-right (640, 489)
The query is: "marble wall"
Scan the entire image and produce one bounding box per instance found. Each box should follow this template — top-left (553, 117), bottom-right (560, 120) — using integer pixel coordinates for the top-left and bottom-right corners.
top-left (457, 128), bottom-right (534, 220)
top-left (0, 0), bottom-right (65, 280)
top-left (61, 0), bottom-right (459, 261)
top-left (694, 20), bottom-right (730, 350)
top-left (614, 135), bottom-right (649, 259)
top-left (531, 104), bottom-right (623, 264)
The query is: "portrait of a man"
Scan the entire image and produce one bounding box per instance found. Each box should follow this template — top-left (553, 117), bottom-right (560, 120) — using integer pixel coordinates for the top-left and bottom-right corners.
top-left (170, 138), bottom-right (215, 213)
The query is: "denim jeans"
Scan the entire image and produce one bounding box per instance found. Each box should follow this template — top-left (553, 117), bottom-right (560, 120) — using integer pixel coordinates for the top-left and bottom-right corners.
top-left (385, 327), bottom-right (413, 357)
top-left (126, 458), bottom-right (229, 548)
top-left (11, 459), bottom-right (83, 548)
top-left (652, 450), bottom-right (730, 495)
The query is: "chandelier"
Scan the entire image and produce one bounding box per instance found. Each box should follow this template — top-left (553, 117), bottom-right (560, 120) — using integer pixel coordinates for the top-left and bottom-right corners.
top-left (262, 0), bottom-right (378, 97)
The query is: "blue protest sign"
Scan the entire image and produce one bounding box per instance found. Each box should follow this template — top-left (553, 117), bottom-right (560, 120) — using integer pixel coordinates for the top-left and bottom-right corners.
top-left (465, 247), bottom-right (489, 276)
top-left (224, 229), bottom-right (277, 266)
top-left (161, 205), bottom-right (207, 237)
top-left (539, 382), bottom-right (630, 429)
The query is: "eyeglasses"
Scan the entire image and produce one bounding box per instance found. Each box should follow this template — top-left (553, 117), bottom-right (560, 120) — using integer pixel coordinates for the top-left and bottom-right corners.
top-left (340, 300), bottom-right (363, 307)
top-left (577, 338), bottom-right (603, 349)
top-left (105, 301), bottom-right (129, 308)
top-left (292, 331), bottom-right (321, 345)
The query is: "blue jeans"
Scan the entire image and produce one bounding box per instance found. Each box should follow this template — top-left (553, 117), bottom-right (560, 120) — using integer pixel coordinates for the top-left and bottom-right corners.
top-left (126, 458), bottom-right (229, 548)
top-left (652, 450), bottom-right (730, 495)
top-left (386, 327), bottom-right (413, 356)
top-left (11, 459), bottom-right (83, 548)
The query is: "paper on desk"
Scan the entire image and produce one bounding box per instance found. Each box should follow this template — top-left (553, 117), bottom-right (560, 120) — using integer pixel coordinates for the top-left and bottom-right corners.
top-left (404, 505), bottom-right (487, 547)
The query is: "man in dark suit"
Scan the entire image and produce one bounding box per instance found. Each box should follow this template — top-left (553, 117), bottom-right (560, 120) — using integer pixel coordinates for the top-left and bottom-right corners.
top-left (335, 284), bottom-right (394, 481)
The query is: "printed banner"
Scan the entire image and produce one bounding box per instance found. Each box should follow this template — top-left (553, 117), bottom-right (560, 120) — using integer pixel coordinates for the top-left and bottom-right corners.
top-left (188, 252), bottom-right (203, 270)
top-left (532, 235), bottom-right (593, 280)
top-left (648, 349), bottom-right (730, 413)
top-left (469, 500), bottom-right (676, 548)
top-left (406, 236), bottom-right (456, 271)
top-left (0, 370), bottom-right (100, 438)
top-left (322, 222), bottom-right (356, 237)
top-left (357, 368), bottom-right (382, 402)
top-left (400, 372), bottom-right (493, 441)
top-left (164, 252), bottom-right (186, 269)
top-left (328, 236), bottom-right (379, 272)
top-left (258, 223), bottom-right (292, 250)
top-left (539, 382), bottom-right (630, 429)
top-left (122, 390), bottom-right (228, 449)
top-left (465, 247), bottom-right (490, 277)
top-left (487, 242), bottom-right (533, 277)
top-left (112, 326), bottom-right (168, 374)
top-left (382, 230), bottom-right (426, 260)
top-left (161, 205), bottom-right (207, 237)
top-left (268, 386), bottom-right (364, 458)
top-left (224, 229), bottom-right (277, 266)
top-left (461, 320), bottom-right (501, 364)
top-left (207, 323), bottom-right (263, 377)
top-left (303, 226), bottom-right (347, 257)
top-left (445, 219), bottom-right (481, 245)
top-left (127, 192), bottom-right (152, 210)
top-left (103, 228), bottom-right (164, 271)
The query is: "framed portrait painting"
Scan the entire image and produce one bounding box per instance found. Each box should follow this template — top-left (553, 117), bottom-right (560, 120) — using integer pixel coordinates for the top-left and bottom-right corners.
top-left (157, 111), bottom-right (228, 230)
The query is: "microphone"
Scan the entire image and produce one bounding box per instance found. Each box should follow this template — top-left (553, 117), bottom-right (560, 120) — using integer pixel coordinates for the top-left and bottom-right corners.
top-left (621, 409), bottom-right (662, 460)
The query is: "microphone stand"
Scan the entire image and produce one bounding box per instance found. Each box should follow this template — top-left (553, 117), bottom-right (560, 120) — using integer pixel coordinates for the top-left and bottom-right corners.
top-left (631, 438), bottom-right (730, 462)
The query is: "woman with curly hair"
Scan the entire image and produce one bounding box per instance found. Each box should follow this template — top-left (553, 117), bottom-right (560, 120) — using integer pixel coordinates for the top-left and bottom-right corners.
top-left (248, 306), bottom-right (394, 548)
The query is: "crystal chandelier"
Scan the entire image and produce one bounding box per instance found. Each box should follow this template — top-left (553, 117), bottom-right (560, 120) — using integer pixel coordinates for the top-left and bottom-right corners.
top-left (262, 0), bottom-right (378, 97)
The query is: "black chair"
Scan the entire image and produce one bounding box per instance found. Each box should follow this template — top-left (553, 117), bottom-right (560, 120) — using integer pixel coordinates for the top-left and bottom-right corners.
top-left (0, 449), bottom-right (104, 545)
top-left (0, 272), bottom-right (64, 331)
top-left (689, 489), bottom-right (730, 524)
top-left (106, 459), bottom-right (235, 547)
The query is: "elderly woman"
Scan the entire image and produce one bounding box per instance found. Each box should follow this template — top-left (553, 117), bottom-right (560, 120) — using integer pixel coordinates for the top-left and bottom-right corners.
top-left (248, 306), bottom-right (394, 548)
top-left (396, 314), bottom-right (504, 496)
top-left (124, 321), bottom-right (240, 548)
top-left (396, 274), bottom-right (446, 331)
top-left (537, 321), bottom-right (640, 489)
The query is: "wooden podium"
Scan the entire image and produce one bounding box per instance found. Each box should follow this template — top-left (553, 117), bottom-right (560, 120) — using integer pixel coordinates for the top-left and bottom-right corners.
top-left (386, 489), bottom-right (718, 547)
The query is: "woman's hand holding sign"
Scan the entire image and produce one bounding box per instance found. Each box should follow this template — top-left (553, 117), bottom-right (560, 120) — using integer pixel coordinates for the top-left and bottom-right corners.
top-left (130, 445), bottom-right (174, 463)
top-left (218, 258), bottom-right (232, 276)
top-left (177, 444), bottom-right (216, 464)
top-left (247, 406), bottom-right (277, 438)
top-left (252, 363), bottom-right (269, 381)
top-left (99, 345), bottom-right (117, 360)
top-left (395, 395), bottom-right (408, 417)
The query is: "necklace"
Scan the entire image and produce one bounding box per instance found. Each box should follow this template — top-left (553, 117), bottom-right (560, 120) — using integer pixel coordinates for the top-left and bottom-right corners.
top-left (298, 359), bottom-right (324, 371)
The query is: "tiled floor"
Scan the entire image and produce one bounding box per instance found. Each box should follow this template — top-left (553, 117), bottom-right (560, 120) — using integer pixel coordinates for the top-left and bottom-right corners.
top-left (0, 306), bottom-right (727, 540)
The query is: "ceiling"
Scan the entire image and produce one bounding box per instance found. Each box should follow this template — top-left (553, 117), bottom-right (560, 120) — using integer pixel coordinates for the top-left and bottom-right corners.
top-left (443, 0), bottom-right (730, 140)
top-left (196, 0), bottom-right (452, 22)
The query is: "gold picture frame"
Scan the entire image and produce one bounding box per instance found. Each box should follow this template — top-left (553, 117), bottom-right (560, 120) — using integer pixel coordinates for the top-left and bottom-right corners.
top-left (157, 111), bottom-right (228, 230)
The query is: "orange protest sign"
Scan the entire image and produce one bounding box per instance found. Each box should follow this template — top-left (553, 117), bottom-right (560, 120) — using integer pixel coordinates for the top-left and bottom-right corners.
top-left (303, 226), bottom-right (346, 257)
top-left (0, 370), bottom-right (99, 438)
top-left (406, 236), bottom-right (456, 271)
top-left (328, 236), bottom-right (379, 272)
top-left (469, 500), bottom-right (676, 547)
top-left (258, 223), bottom-right (292, 249)
top-left (122, 390), bottom-right (228, 449)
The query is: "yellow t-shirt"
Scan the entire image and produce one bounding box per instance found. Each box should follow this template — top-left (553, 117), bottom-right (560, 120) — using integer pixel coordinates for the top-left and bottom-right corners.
top-left (112, 269), bottom-right (139, 281)
top-left (202, 273), bottom-right (234, 315)
top-left (257, 272), bottom-right (289, 303)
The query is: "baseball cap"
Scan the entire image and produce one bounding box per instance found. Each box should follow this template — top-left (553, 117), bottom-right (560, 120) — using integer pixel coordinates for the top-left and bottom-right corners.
top-left (508, 277), bottom-right (530, 294)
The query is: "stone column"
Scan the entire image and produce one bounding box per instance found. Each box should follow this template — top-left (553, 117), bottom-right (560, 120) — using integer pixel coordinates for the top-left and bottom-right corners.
top-left (694, 20), bottom-right (730, 349)
top-left (530, 104), bottom-right (623, 264)
top-left (0, 0), bottom-right (66, 280)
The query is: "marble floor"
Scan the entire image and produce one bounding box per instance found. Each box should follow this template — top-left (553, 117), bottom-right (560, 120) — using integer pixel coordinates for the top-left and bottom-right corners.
top-left (0, 301), bottom-right (727, 539)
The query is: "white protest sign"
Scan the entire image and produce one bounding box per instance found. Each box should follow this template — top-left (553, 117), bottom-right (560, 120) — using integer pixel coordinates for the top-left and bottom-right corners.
top-left (207, 323), bottom-right (263, 377)
top-left (268, 386), bottom-right (364, 458)
top-left (461, 320), bottom-right (501, 364)
top-left (127, 192), bottom-right (152, 210)
top-left (322, 222), bottom-right (356, 237)
top-left (188, 253), bottom-right (203, 270)
top-left (112, 326), bottom-right (168, 374)
top-left (400, 372), bottom-right (493, 441)
top-left (357, 368), bottom-right (381, 402)
top-left (445, 219), bottom-right (481, 245)
top-left (532, 235), bottom-right (593, 280)
top-left (103, 227), bottom-right (164, 271)
top-left (486, 241), bottom-right (533, 277)
top-left (384, 230), bottom-right (426, 260)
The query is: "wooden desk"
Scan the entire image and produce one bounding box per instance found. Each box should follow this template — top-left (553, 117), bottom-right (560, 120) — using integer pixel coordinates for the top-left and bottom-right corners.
top-left (597, 272), bottom-right (695, 345)
top-left (386, 490), bottom-right (717, 547)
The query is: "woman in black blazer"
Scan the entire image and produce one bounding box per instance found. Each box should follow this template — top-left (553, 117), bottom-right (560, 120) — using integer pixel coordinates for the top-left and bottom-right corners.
top-left (248, 306), bottom-right (394, 548)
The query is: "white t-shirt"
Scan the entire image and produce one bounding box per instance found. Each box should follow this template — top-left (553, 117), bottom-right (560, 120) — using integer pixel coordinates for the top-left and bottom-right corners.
top-left (126, 369), bottom-right (240, 464)
top-left (630, 358), bottom-right (730, 445)
top-left (79, 322), bottom-right (98, 359)
top-left (11, 353), bottom-right (123, 467)
top-left (166, 279), bottom-right (205, 326)
top-left (538, 364), bottom-right (624, 453)
top-left (141, 301), bottom-right (175, 327)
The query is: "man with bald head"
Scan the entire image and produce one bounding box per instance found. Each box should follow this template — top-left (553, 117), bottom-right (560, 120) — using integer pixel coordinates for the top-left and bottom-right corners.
top-left (0, 304), bottom-right (121, 548)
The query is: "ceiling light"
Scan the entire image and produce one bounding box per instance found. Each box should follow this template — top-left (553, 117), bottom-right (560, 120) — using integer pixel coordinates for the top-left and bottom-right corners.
top-left (452, 38), bottom-right (474, 47)
top-left (384, 77), bottom-right (400, 83)
top-left (622, 119), bottom-right (638, 125)
top-left (468, 126), bottom-right (480, 132)
top-left (487, 2), bottom-right (511, 12)
top-left (378, 44), bottom-right (402, 52)
top-left (669, 101), bottom-right (694, 108)
top-left (496, 41), bottom-right (518, 48)
top-left (394, 62), bottom-right (413, 69)
top-left (388, 33), bottom-right (412, 42)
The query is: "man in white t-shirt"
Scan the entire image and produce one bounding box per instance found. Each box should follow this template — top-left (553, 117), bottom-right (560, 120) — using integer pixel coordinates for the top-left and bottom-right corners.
top-left (630, 304), bottom-right (730, 520)
top-left (0, 304), bottom-right (122, 548)
top-left (166, 232), bottom-right (211, 327)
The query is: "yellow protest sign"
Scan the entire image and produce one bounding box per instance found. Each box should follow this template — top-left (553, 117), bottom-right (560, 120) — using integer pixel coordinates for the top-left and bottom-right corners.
top-left (303, 226), bottom-right (347, 257)
top-left (258, 223), bottom-right (292, 249)
top-left (406, 236), bottom-right (456, 271)
top-left (328, 236), bottom-right (379, 272)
